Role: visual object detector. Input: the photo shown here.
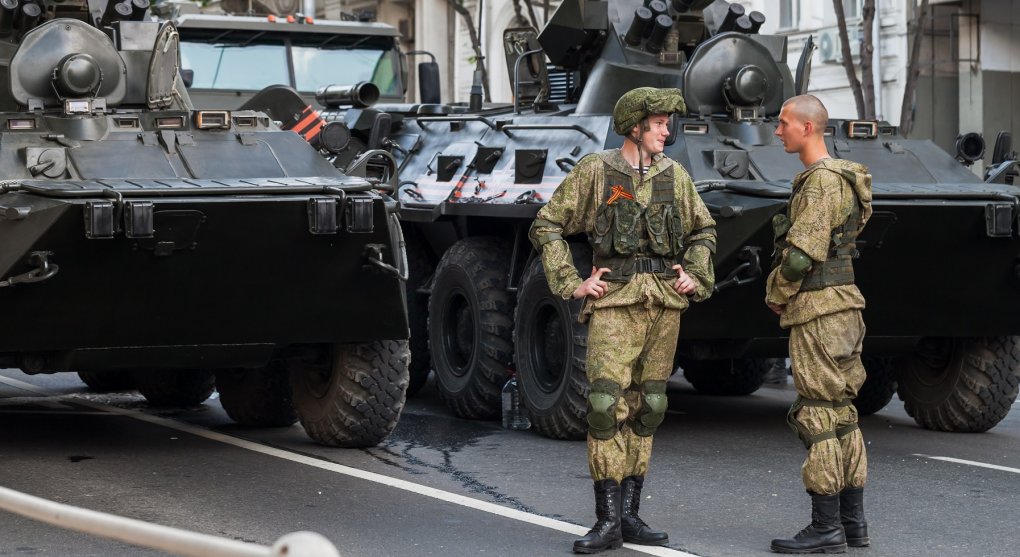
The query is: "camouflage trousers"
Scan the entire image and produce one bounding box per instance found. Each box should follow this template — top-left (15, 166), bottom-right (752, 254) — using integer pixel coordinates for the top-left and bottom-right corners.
top-left (789, 308), bottom-right (868, 495)
top-left (586, 303), bottom-right (681, 483)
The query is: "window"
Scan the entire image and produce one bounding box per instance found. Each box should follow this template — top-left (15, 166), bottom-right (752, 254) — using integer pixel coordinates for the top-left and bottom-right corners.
top-left (178, 31), bottom-right (404, 98)
top-left (843, 0), bottom-right (862, 20)
top-left (180, 41), bottom-right (290, 90)
top-left (779, 0), bottom-right (797, 29)
top-left (291, 46), bottom-right (402, 97)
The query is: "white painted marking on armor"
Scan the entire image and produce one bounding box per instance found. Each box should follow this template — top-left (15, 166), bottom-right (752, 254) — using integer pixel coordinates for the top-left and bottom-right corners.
top-left (915, 454), bottom-right (1020, 475)
top-left (0, 375), bottom-right (696, 557)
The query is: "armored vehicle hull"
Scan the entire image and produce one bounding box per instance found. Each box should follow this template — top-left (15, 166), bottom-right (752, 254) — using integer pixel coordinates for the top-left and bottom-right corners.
top-left (0, 1), bottom-right (410, 447)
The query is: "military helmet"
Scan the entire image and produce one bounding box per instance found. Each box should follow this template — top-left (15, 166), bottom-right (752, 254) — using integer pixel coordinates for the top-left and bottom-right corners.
top-left (612, 87), bottom-right (687, 136)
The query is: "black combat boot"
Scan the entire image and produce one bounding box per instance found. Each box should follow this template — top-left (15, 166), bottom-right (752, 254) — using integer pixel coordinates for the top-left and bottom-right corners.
top-left (619, 475), bottom-right (669, 546)
top-left (839, 487), bottom-right (869, 547)
top-left (770, 492), bottom-right (848, 554)
top-left (573, 479), bottom-right (623, 554)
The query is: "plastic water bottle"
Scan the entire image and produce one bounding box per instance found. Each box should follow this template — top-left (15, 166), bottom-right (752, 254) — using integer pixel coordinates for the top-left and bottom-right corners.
top-left (501, 376), bottom-right (531, 430)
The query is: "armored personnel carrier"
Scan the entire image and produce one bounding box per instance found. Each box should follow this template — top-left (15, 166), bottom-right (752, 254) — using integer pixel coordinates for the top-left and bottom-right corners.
top-left (313, 0), bottom-right (1020, 438)
top-left (0, 0), bottom-right (410, 448)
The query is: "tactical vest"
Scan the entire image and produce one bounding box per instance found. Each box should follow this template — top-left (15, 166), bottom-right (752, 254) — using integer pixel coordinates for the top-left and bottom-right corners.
top-left (589, 163), bottom-right (684, 282)
top-left (773, 168), bottom-right (866, 291)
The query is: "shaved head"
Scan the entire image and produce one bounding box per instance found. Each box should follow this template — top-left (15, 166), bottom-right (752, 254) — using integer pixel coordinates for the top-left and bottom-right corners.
top-left (782, 95), bottom-right (829, 134)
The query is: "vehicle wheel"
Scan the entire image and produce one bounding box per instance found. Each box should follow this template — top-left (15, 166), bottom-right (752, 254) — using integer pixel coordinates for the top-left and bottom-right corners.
top-left (135, 369), bottom-right (215, 407)
top-left (853, 357), bottom-right (897, 416)
top-left (77, 370), bottom-right (135, 392)
top-left (896, 336), bottom-right (1020, 432)
top-left (289, 340), bottom-right (410, 447)
top-left (680, 357), bottom-right (770, 396)
top-left (404, 228), bottom-right (434, 397)
top-left (215, 364), bottom-right (297, 427)
top-left (428, 237), bottom-right (515, 420)
top-left (514, 243), bottom-right (593, 440)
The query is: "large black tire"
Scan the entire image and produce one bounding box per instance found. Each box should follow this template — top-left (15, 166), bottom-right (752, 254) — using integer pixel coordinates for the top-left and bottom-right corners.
top-left (404, 228), bottom-right (434, 397)
top-left (77, 370), bottom-right (135, 392)
top-left (135, 369), bottom-right (215, 407)
top-left (896, 336), bottom-right (1020, 432)
top-left (428, 237), bottom-right (515, 420)
top-left (513, 244), bottom-right (593, 440)
top-left (215, 363), bottom-right (297, 427)
top-left (680, 357), bottom-right (770, 396)
top-left (853, 357), bottom-right (897, 416)
top-left (289, 340), bottom-right (410, 447)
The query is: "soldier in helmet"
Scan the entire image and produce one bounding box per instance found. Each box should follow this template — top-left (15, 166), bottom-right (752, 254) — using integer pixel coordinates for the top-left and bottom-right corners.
top-left (529, 87), bottom-right (716, 554)
top-left (768, 94), bottom-right (873, 554)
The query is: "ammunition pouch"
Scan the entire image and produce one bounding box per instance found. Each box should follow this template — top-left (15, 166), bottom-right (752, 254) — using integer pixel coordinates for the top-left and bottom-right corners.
top-left (587, 379), bottom-right (623, 440)
top-left (786, 395), bottom-right (854, 449)
top-left (592, 199), bottom-right (641, 258)
top-left (644, 203), bottom-right (685, 257)
top-left (771, 214), bottom-right (792, 268)
top-left (630, 381), bottom-right (668, 437)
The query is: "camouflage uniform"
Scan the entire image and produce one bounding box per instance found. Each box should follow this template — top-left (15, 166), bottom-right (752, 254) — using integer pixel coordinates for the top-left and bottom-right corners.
top-left (765, 158), bottom-right (872, 496)
top-left (530, 148), bottom-right (716, 483)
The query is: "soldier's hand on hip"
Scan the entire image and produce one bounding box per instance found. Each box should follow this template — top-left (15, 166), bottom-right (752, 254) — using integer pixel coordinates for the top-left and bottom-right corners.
top-left (672, 264), bottom-right (698, 295)
top-left (573, 267), bottom-right (612, 299)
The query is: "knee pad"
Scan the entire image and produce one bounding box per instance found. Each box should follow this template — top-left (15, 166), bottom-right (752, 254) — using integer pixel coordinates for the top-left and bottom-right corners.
top-left (631, 380), bottom-right (668, 437)
top-left (587, 379), bottom-right (622, 440)
top-left (786, 396), bottom-right (846, 449)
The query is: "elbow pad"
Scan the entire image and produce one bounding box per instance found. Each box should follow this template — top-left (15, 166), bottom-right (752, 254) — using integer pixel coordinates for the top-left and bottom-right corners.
top-left (780, 247), bottom-right (813, 282)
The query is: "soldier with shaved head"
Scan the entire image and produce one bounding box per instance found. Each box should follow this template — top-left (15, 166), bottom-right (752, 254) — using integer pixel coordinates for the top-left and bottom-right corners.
top-left (768, 95), bottom-right (874, 554)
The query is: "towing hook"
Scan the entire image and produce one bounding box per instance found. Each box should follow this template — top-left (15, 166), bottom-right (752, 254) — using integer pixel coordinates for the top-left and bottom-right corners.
top-left (0, 251), bottom-right (59, 288)
top-left (713, 246), bottom-right (762, 293)
top-left (364, 244), bottom-right (408, 281)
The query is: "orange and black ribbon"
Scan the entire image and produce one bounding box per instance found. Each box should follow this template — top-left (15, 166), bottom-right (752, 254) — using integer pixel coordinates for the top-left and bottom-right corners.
top-left (607, 185), bottom-right (634, 205)
top-left (286, 105), bottom-right (325, 142)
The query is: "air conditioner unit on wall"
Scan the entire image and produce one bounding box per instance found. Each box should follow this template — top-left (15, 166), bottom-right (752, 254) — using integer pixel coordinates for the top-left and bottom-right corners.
top-left (818, 26), bottom-right (861, 64)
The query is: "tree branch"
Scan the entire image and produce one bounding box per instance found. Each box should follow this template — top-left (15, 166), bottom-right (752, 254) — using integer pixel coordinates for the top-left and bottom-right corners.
top-left (899, 0), bottom-right (930, 136)
top-left (833, 0), bottom-right (866, 118)
top-left (523, 0), bottom-right (541, 29)
top-left (447, 0), bottom-right (491, 102)
top-left (860, 0), bottom-right (876, 119)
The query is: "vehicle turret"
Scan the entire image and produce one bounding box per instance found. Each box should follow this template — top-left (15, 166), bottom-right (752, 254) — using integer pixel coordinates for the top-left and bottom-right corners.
top-left (537, 0), bottom-right (794, 120)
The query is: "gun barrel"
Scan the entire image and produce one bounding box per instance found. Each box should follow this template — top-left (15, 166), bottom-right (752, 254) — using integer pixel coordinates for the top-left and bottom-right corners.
top-left (315, 82), bottom-right (380, 109)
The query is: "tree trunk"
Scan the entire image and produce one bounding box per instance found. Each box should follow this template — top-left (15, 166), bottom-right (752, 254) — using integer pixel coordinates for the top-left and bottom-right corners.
top-left (448, 0), bottom-right (491, 102)
top-left (860, 0), bottom-right (876, 119)
top-left (523, 0), bottom-right (541, 29)
top-left (511, 0), bottom-right (528, 27)
top-left (833, 0), bottom-right (866, 118)
top-left (900, 0), bottom-right (931, 136)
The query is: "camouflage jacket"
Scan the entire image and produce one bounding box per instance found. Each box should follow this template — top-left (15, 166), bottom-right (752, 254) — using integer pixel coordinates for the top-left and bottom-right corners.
top-left (530, 149), bottom-right (716, 313)
top-left (766, 158), bottom-right (870, 328)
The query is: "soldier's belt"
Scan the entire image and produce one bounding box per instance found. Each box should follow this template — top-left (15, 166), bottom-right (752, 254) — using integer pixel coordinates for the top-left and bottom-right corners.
top-left (595, 255), bottom-right (675, 282)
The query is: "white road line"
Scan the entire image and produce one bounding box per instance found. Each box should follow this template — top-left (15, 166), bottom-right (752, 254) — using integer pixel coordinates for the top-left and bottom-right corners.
top-left (0, 375), bottom-right (698, 557)
top-left (914, 454), bottom-right (1020, 474)
top-left (0, 375), bottom-right (51, 394)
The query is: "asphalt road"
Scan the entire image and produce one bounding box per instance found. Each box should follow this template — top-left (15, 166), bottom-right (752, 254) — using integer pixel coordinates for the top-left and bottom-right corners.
top-left (2, 368), bottom-right (1019, 557)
